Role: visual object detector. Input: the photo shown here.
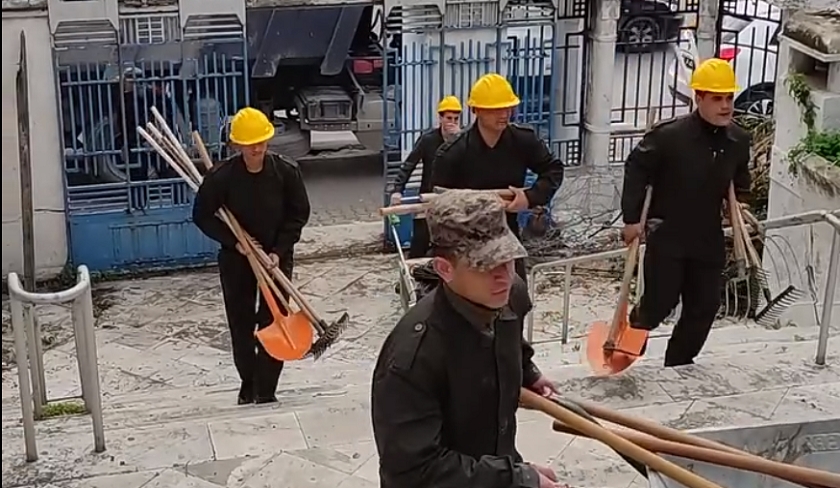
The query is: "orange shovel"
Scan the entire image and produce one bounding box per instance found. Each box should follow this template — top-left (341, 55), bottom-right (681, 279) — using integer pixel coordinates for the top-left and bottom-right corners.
top-left (585, 187), bottom-right (652, 376)
top-left (244, 249), bottom-right (313, 361)
top-left (230, 214), bottom-right (313, 361)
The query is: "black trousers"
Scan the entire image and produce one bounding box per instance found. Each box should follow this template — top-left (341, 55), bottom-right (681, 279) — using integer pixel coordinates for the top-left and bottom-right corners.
top-left (409, 218), bottom-right (431, 259)
top-left (218, 249), bottom-right (293, 400)
top-left (633, 248), bottom-right (723, 367)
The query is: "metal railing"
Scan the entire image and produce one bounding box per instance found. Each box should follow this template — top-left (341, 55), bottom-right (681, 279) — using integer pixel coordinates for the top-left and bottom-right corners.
top-left (8, 265), bottom-right (105, 462)
top-left (526, 209), bottom-right (840, 366)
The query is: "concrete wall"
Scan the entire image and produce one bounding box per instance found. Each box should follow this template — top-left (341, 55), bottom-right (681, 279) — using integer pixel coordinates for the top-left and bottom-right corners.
top-left (2, 10), bottom-right (67, 280)
top-left (765, 37), bottom-right (839, 328)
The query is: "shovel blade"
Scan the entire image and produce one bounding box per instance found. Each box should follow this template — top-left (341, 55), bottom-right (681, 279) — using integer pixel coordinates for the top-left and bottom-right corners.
top-left (255, 313), bottom-right (314, 361)
top-left (585, 320), bottom-right (648, 376)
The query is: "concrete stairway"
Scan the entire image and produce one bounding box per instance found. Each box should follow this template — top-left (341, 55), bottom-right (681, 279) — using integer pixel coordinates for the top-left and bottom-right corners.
top-left (1, 316), bottom-right (837, 488)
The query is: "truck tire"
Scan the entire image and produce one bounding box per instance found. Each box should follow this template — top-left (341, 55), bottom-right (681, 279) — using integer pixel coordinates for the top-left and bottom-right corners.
top-left (268, 120), bottom-right (311, 160)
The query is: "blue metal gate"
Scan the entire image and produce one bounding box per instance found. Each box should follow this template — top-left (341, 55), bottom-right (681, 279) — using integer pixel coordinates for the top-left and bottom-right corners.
top-left (55, 13), bottom-right (248, 272)
top-left (382, 0), bottom-right (589, 246)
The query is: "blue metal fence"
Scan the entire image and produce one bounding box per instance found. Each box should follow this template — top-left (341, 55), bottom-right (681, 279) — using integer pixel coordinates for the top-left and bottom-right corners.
top-left (55, 15), bottom-right (248, 272)
top-left (382, 0), bottom-right (588, 247)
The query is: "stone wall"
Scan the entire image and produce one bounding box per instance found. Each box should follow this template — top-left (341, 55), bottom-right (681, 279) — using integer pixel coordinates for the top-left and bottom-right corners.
top-left (2, 10), bottom-right (68, 280)
top-left (765, 25), bottom-right (839, 328)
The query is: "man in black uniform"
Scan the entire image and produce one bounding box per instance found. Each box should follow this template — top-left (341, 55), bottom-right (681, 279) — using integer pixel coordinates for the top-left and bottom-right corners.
top-left (371, 190), bottom-right (566, 488)
top-left (193, 107), bottom-right (311, 404)
top-left (389, 95), bottom-right (462, 258)
top-left (431, 73), bottom-right (564, 281)
top-left (623, 59), bottom-right (751, 367)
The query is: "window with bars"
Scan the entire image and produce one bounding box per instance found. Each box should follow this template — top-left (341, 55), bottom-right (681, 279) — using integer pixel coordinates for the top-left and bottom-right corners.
top-left (443, 1), bottom-right (499, 29)
top-left (119, 15), bottom-right (179, 45)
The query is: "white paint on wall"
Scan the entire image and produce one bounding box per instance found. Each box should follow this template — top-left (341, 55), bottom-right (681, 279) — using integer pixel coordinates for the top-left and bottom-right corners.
top-left (2, 10), bottom-right (68, 281)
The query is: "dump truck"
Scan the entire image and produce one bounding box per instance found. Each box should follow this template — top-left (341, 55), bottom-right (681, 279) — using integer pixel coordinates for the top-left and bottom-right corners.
top-left (240, 1), bottom-right (391, 163)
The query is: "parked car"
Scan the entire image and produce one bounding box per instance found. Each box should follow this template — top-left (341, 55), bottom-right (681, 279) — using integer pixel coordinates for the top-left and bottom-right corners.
top-left (669, 0), bottom-right (781, 117)
top-left (617, 0), bottom-right (684, 53)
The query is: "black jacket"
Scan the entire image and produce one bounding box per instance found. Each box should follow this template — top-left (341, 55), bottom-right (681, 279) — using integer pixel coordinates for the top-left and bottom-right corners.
top-left (621, 112), bottom-right (751, 263)
top-left (371, 278), bottom-right (542, 488)
top-left (430, 123), bottom-right (564, 235)
top-left (391, 127), bottom-right (447, 194)
top-left (192, 152), bottom-right (311, 260)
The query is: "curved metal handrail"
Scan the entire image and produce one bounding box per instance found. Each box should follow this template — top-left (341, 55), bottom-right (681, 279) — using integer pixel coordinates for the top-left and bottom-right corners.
top-left (7, 265), bottom-right (105, 462)
top-left (8, 265), bottom-right (91, 305)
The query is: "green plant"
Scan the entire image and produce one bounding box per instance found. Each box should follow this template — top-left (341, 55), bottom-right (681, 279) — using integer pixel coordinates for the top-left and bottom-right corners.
top-left (784, 72), bottom-right (840, 195)
top-left (789, 130), bottom-right (840, 165)
top-left (785, 72), bottom-right (816, 129)
top-left (42, 400), bottom-right (86, 419)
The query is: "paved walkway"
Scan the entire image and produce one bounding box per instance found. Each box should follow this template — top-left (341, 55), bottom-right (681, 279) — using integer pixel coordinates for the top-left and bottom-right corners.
top-left (2, 255), bottom-right (838, 487)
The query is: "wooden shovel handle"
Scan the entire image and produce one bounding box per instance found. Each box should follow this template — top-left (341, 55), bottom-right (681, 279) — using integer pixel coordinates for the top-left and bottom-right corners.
top-left (382, 187), bottom-right (522, 215)
top-left (735, 204), bottom-right (762, 267)
top-left (552, 422), bottom-right (836, 488)
top-left (432, 186), bottom-right (517, 199)
top-left (741, 207), bottom-right (762, 233)
top-left (231, 218), bottom-right (297, 316)
top-left (379, 202), bottom-right (428, 216)
top-left (607, 186), bottom-right (653, 337)
top-left (520, 390), bottom-right (722, 488)
top-left (728, 184), bottom-right (747, 263)
top-left (568, 399), bottom-right (776, 460)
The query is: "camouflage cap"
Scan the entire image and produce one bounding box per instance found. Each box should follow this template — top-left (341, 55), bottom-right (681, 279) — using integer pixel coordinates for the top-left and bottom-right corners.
top-left (426, 189), bottom-right (528, 271)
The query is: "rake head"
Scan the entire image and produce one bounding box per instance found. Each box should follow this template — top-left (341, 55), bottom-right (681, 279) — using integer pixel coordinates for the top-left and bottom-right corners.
top-left (308, 312), bottom-right (351, 360)
top-left (755, 285), bottom-right (806, 327)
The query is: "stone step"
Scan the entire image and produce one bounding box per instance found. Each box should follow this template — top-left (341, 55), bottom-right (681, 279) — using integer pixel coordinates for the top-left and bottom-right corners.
top-left (4, 335), bottom-right (837, 488)
top-left (5, 322), bottom-right (832, 437)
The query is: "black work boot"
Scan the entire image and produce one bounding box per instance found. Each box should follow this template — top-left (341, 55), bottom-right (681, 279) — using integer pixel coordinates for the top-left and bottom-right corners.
top-left (237, 381), bottom-right (255, 405)
top-left (254, 394), bottom-right (278, 405)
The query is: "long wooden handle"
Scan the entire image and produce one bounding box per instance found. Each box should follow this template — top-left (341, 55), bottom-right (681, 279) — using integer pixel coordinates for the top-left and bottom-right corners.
top-left (728, 184), bottom-right (747, 264)
top-left (379, 202), bottom-right (428, 216)
top-left (519, 390), bottom-right (722, 488)
top-left (608, 186), bottom-right (653, 337)
top-left (569, 400), bottom-right (766, 459)
top-left (741, 207), bottom-right (762, 233)
top-left (736, 204), bottom-right (762, 268)
top-left (552, 422), bottom-right (837, 488)
top-left (381, 187), bottom-right (521, 215)
top-left (432, 186), bottom-right (517, 198)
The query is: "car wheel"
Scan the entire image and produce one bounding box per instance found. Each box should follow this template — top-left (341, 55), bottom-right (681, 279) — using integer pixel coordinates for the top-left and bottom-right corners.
top-left (619, 16), bottom-right (661, 53)
top-left (735, 85), bottom-right (775, 119)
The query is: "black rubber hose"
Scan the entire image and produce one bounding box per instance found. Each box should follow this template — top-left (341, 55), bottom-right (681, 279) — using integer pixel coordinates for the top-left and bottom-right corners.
top-left (547, 396), bottom-right (648, 478)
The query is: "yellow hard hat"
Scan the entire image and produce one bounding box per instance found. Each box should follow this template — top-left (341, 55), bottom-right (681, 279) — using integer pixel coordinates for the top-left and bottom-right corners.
top-left (437, 95), bottom-right (462, 113)
top-left (467, 73), bottom-right (520, 109)
top-left (690, 58), bottom-right (739, 93)
top-left (229, 107), bottom-right (275, 146)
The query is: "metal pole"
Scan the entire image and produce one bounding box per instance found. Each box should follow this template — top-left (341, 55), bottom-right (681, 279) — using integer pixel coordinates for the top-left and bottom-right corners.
top-left (816, 227), bottom-right (839, 366)
top-left (23, 304), bottom-right (44, 420)
top-left (79, 269), bottom-right (106, 452)
top-left (10, 294), bottom-right (38, 462)
top-left (561, 263), bottom-right (571, 344)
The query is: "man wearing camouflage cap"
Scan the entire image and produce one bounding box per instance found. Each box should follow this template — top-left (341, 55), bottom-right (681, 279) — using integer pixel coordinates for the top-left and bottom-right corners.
top-left (371, 190), bottom-right (566, 488)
